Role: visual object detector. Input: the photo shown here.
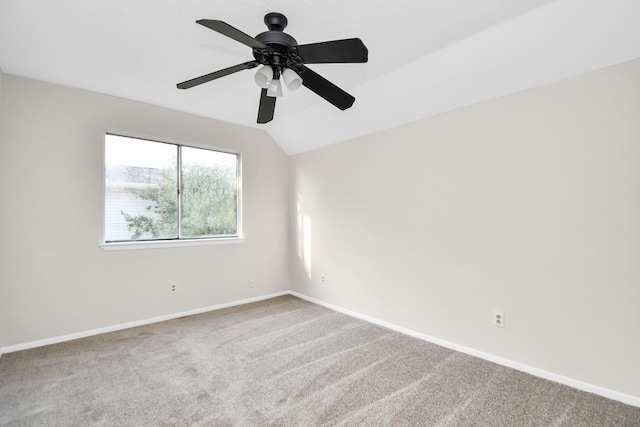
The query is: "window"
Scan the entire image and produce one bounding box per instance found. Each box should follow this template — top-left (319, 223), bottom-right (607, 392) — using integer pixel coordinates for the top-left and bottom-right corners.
top-left (104, 134), bottom-right (240, 245)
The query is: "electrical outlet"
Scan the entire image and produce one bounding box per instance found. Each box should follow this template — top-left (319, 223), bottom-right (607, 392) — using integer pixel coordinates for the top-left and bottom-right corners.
top-left (169, 283), bottom-right (177, 293)
top-left (493, 310), bottom-right (504, 327)
top-left (321, 275), bottom-right (327, 284)
top-left (248, 278), bottom-right (255, 288)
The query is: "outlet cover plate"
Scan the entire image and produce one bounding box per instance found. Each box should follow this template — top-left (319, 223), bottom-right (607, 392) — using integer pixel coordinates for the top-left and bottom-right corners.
top-left (493, 310), bottom-right (504, 327)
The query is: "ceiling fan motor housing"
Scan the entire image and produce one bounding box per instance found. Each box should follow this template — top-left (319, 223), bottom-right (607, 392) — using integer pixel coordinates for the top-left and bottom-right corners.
top-left (253, 13), bottom-right (302, 74)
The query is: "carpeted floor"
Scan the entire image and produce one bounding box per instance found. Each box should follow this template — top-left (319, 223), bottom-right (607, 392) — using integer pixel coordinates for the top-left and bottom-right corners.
top-left (1, 295), bottom-right (639, 426)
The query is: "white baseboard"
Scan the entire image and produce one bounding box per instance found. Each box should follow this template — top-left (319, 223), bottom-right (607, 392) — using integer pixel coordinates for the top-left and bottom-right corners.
top-left (0, 291), bottom-right (289, 354)
top-left (289, 291), bottom-right (640, 408)
top-left (2, 289), bottom-right (638, 408)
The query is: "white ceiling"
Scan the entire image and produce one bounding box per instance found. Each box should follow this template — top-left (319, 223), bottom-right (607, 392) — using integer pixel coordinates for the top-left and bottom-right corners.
top-left (1, 0), bottom-right (639, 155)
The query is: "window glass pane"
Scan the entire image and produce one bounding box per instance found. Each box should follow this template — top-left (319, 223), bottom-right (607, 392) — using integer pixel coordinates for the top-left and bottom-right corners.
top-left (181, 147), bottom-right (238, 238)
top-left (105, 134), bottom-right (178, 241)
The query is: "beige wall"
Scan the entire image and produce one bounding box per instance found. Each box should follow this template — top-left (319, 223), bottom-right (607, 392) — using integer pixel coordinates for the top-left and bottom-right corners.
top-left (0, 67), bottom-right (4, 350)
top-left (290, 59), bottom-right (640, 398)
top-left (0, 74), bottom-right (290, 347)
top-left (2, 58), bottom-right (639, 400)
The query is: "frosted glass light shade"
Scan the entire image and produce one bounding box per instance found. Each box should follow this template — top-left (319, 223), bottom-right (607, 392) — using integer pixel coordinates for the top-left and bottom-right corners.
top-left (254, 65), bottom-right (273, 88)
top-left (266, 79), bottom-right (282, 97)
top-left (282, 68), bottom-right (302, 90)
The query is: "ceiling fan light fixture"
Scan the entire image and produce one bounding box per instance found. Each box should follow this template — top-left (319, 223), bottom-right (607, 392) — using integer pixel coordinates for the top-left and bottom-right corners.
top-left (266, 78), bottom-right (282, 97)
top-left (177, 13), bottom-right (368, 123)
top-left (254, 65), bottom-right (273, 88)
top-left (282, 68), bottom-right (302, 91)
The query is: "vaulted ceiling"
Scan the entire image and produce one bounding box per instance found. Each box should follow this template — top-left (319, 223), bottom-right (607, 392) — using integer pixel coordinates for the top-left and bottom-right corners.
top-left (1, 0), bottom-right (639, 154)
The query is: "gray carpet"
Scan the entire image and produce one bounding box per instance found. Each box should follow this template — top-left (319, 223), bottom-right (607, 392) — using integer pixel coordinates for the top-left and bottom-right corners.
top-left (1, 295), bottom-right (639, 426)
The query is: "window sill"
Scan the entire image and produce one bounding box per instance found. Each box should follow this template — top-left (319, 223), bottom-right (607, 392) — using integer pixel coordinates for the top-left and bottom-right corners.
top-left (100, 237), bottom-right (245, 251)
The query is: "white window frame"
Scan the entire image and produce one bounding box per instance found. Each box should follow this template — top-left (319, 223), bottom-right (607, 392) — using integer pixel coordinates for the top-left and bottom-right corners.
top-left (100, 132), bottom-right (244, 251)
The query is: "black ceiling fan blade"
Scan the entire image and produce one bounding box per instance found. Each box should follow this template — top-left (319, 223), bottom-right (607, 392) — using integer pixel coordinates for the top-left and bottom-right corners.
top-left (298, 66), bottom-right (355, 110)
top-left (257, 89), bottom-right (276, 123)
top-left (196, 19), bottom-right (273, 52)
top-left (297, 38), bottom-right (368, 64)
top-left (177, 61), bottom-right (259, 89)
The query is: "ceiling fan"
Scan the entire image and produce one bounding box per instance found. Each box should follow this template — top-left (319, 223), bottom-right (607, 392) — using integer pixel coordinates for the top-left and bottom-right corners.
top-left (177, 12), bottom-right (368, 124)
